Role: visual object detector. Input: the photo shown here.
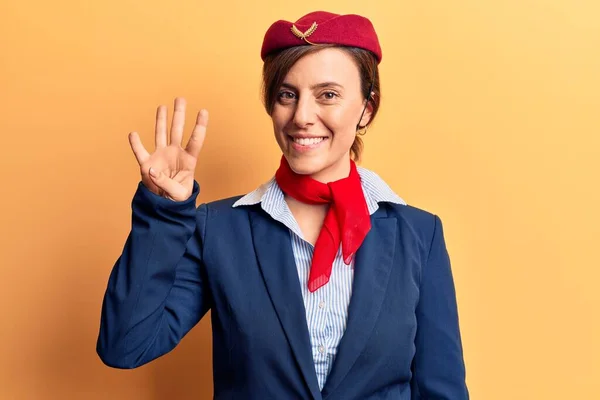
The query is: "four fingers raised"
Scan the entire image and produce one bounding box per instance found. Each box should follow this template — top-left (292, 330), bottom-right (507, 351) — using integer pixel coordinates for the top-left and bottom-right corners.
top-left (131, 98), bottom-right (208, 200)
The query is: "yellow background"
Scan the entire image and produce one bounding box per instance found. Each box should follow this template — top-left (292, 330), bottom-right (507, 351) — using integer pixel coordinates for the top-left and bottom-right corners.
top-left (1, 0), bottom-right (599, 399)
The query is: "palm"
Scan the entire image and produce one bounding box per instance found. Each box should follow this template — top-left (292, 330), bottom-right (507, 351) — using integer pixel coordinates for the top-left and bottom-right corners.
top-left (140, 146), bottom-right (196, 198)
top-left (128, 97), bottom-right (208, 201)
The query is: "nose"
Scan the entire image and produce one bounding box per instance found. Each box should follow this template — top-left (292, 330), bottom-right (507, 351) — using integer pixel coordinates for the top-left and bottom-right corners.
top-left (292, 95), bottom-right (317, 128)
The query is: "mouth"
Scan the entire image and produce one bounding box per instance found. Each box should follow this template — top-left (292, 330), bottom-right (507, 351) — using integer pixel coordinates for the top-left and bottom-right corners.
top-left (288, 135), bottom-right (329, 152)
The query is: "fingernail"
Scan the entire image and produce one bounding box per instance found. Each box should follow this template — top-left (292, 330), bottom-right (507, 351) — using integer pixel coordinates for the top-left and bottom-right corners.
top-left (149, 167), bottom-right (157, 177)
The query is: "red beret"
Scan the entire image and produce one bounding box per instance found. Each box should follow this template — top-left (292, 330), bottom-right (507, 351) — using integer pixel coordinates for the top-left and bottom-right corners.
top-left (261, 11), bottom-right (382, 63)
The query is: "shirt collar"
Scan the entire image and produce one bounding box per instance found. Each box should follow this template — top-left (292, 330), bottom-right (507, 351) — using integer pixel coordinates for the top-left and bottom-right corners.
top-left (232, 166), bottom-right (406, 216)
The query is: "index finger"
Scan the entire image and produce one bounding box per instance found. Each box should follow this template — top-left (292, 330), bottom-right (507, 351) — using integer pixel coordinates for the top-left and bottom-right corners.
top-left (185, 109), bottom-right (209, 158)
top-left (129, 131), bottom-right (151, 165)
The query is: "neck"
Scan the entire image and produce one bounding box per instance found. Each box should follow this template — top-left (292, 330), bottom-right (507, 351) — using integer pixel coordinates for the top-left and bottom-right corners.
top-left (284, 194), bottom-right (329, 246)
top-left (309, 156), bottom-right (352, 183)
top-left (285, 194), bottom-right (329, 214)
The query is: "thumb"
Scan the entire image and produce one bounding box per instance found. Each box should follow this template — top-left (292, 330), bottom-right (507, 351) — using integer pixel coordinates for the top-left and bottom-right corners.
top-left (148, 167), bottom-right (187, 201)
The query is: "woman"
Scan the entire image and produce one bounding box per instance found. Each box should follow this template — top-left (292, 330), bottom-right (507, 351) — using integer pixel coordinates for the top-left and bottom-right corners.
top-left (97, 11), bottom-right (469, 399)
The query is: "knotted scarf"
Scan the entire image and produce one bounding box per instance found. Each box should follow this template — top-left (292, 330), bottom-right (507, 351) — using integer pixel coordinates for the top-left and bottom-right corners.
top-left (275, 156), bottom-right (371, 292)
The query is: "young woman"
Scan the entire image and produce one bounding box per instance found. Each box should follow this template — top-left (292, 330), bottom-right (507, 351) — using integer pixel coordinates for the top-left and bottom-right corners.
top-left (97, 11), bottom-right (470, 399)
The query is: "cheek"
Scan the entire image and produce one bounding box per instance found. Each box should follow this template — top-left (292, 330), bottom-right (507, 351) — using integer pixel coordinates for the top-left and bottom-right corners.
top-left (270, 107), bottom-right (291, 150)
top-left (271, 105), bottom-right (291, 131)
top-left (320, 106), bottom-right (359, 139)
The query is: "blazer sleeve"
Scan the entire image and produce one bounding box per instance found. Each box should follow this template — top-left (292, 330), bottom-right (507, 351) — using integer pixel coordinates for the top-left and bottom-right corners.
top-left (96, 181), bottom-right (211, 369)
top-left (411, 215), bottom-right (469, 399)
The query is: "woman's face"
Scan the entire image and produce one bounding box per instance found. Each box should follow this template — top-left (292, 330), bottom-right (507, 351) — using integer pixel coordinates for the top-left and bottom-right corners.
top-left (271, 48), bottom-right (371, 183)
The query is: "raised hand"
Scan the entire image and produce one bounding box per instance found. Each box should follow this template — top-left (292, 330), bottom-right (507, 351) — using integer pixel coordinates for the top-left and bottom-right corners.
top-left (128, 97), bottom-right (208, 201)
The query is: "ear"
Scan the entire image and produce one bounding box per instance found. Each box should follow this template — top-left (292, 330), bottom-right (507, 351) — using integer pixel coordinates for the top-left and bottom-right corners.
top-left (358, 93), bottom-right (375, 128)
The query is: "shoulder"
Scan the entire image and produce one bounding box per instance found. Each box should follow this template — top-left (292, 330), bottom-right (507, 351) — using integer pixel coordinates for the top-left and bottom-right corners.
top-left (199, 195), bottom-right (257, 218)
top-left (192, 195), bottom-right (258, 240)
top-left (379, 202), bottom-right (445, 258)
top-left (357, 165), bottom-right (441, 239)
top-left (194, 175), bottom-right (277, 224)
top-left (205, 195), bottom-right (245, 210)
top-left (386, 202), bottom-right (438, 230)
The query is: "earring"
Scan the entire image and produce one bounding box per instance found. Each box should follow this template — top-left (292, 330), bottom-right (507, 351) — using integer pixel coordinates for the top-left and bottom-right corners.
top-left (356, 125), bottom-right (368, 136)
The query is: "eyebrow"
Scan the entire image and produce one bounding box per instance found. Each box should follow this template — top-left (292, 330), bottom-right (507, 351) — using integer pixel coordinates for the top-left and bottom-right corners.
top-left (280, 81), bottom-right (344, 91)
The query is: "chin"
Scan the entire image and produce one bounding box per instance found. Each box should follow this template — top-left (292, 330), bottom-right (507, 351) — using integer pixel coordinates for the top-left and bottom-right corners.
top-left (285, 155), bottom-right (327, 176)
top-left (288, 158), bottom-right (322, 175)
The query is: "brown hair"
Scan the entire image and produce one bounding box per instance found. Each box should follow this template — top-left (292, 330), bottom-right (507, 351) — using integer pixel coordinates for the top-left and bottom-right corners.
top-left (261, 44), bottom-right (381, 162)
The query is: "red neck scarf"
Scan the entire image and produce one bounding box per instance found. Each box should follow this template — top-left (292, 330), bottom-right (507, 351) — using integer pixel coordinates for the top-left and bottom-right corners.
top-left (275, 156), bottom-right (371, 292)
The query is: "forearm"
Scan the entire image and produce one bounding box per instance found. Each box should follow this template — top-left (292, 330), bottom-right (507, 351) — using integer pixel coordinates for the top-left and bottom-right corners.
top-left (97, 181), bottom-right (204, 368)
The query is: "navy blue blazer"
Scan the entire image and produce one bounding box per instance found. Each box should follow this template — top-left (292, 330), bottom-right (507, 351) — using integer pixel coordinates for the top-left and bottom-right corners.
top-left (97, 181), bottom-right (469, 399)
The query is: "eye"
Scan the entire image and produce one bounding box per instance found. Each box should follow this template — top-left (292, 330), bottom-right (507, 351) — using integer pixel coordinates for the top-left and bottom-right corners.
top-left (320, 91), bottom-right (339, 100)
top-left (277, 91), bottom-right (296, 102)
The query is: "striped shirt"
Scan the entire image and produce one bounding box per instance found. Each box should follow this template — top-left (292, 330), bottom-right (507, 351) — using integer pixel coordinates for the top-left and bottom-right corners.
top-left (232, 167), bottom-right (406, 390)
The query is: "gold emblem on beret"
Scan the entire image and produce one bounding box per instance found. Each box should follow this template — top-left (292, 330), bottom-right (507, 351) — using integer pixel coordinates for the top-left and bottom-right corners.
top-left (291, 22), bottom-right (318, 45)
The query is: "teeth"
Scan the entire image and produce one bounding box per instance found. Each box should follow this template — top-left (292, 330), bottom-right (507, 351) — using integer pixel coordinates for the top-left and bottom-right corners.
top-left (293, 137), bottom-right (325, 146)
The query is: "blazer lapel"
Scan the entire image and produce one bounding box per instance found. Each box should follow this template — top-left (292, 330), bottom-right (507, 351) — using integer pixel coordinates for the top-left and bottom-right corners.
top-left (249, 209), bottom-right (322, 400)
top-left (321, 209), bottom-right (397, 398)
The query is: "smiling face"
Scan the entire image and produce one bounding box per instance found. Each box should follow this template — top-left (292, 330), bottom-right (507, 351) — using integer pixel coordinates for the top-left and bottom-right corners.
top-left (270, 48), bottom-right (372, 183)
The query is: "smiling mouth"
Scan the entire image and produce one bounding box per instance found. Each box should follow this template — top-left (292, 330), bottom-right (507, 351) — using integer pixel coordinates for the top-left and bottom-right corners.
top-left (289, 136), bottom-right (328, 146)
